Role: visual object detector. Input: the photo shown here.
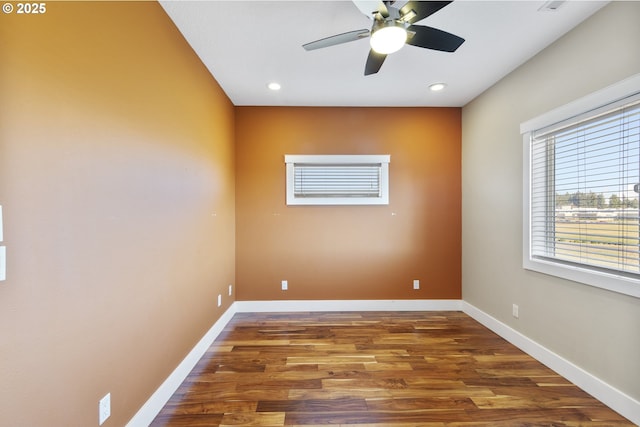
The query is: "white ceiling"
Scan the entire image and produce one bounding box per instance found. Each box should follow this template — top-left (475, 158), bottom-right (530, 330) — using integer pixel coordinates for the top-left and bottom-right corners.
top-left (159, 0), bottom-right (607, 107)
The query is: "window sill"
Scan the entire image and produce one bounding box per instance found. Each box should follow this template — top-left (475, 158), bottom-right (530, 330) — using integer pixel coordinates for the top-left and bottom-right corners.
top-left (523, 256), bottom-right (640, 299)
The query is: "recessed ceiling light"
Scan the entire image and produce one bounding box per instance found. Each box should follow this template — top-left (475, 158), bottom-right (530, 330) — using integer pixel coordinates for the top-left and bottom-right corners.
top-left (267, 82), bottom-right (281, 91)
top-left (429, 83), bottom-right (447, 92)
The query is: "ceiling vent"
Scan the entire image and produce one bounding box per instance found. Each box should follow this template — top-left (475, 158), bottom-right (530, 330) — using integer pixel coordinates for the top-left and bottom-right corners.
top-left (538, 1), bottom-right (566, 12)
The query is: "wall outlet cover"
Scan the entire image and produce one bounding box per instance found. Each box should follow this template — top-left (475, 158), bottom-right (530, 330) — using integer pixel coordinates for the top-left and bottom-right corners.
top-left (0, 246), bottom-right (6, 282)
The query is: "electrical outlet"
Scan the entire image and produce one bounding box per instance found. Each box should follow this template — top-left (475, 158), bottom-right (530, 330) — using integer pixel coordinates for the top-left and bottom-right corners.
top-left (217, 294), bottom-right (222, 307)
top-left (0, 246), bottom-right (5, 282)
top-left (281, 280), bottom-right (288, 291)
top-left (99, 393), bottom-right (111, 425)
top-left (512, 304), bottom-right (519, 319)
top-left (228, 284), bottom-right (233, 296)
top-left (413, 279), bottom-right (420, 290)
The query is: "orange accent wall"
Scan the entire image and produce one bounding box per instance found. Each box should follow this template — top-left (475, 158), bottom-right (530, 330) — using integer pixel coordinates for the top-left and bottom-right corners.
top-left (1, 3), bottom-right (461, 424)
top-left (235, 107), bottom-right (461, 301)
top-left (0, 3), bottom-right (235, 426)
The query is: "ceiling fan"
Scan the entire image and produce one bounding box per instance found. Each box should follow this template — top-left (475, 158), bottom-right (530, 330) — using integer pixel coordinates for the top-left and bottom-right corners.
top-left (302, 1), bottom-right (465, 76)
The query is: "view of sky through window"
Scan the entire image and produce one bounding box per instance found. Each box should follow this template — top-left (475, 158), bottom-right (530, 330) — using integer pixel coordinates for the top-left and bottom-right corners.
top-left (554, 107), bottom-right (640, 205)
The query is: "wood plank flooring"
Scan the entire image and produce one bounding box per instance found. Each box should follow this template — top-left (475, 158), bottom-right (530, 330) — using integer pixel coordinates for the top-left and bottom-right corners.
top-left (150, 311), bottom-right (634, 426)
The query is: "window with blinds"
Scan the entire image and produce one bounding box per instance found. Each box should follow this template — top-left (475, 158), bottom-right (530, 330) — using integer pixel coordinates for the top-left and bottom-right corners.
top-left (522, 74), bottom-right (640, 299)
top-left (285, 155), bottom-right (390, 205)
top-left (530, 97), bottom-right (640, 276)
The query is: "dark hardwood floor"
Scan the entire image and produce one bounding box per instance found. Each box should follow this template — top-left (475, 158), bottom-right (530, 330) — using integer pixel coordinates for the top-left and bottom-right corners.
top-left (150, 311), bottom-right (634, 426)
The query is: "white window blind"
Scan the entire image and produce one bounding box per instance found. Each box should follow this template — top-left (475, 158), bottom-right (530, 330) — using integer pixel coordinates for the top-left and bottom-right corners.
top-left (529, 95), bottom-right (640, 278)
top-left (285, 155), bottom-right (390, 205)
top-left (294, 163), bottom-right (381, 198)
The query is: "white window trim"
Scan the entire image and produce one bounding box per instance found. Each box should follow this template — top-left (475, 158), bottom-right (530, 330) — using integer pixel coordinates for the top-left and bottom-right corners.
top-left (285, 154), bottom-right (390, 206)
top-left (521, 73), bottom-right (640, 299)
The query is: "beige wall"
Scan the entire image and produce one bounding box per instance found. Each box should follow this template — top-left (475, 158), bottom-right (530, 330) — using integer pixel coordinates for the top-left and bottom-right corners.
top-left (462, 1), bottom-right (640, 402)
top-left (0, 2), bottom-right (235, 426)
top-left (235, 107), bottom-right (461, 301)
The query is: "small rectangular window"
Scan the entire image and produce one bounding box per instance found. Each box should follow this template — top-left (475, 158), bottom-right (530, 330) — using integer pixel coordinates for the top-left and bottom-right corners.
top-left (285, 154), bottom-right (390, 205)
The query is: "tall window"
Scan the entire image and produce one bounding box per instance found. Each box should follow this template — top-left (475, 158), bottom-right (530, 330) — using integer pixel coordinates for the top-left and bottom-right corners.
top-left (522, 75), bottom-right (640, 298)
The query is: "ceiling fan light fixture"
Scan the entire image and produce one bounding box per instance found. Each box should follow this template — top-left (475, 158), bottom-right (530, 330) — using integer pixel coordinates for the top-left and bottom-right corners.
top-left (370, 23), bottom-right (407, 54)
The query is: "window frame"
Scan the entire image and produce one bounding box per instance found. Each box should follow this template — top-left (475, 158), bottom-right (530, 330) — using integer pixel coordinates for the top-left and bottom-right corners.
top-left (284, 154), bottom-right (390, 206)
top-left (521, 74), bottom-right (640, 299)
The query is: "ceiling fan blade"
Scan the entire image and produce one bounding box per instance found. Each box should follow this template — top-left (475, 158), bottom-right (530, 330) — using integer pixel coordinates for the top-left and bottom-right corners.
top-left (406, 25), bottom-right (465, 52)
top-left (303, 29), bottom-right (370, 51)
top-left (400, 1), bottom-right (452, 24)
top-left (364, 49), bottom-right (387, 75)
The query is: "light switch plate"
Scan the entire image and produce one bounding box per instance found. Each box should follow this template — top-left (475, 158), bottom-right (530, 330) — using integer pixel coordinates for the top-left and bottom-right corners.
top-left (99, 393), bottom-right (111, 425)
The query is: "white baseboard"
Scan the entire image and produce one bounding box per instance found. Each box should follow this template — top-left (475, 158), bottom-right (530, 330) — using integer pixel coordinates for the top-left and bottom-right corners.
top-left (462, 301), bottom-right (640, 426)
top-left (127, 299), bottom-right (639, 427)
top-left (125, 305), bottom-right (237, 427)
top-left (234, 299), bottom-right (463, 312)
